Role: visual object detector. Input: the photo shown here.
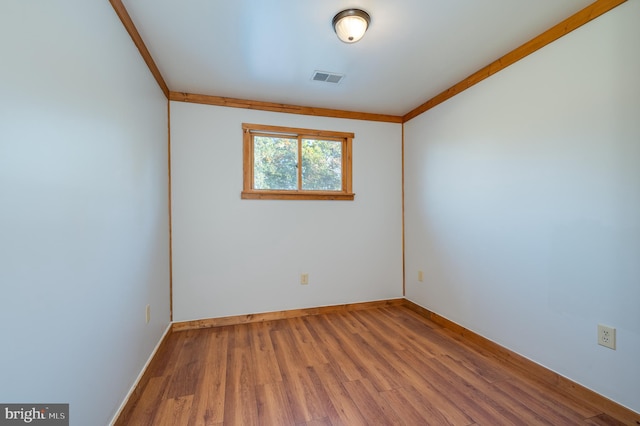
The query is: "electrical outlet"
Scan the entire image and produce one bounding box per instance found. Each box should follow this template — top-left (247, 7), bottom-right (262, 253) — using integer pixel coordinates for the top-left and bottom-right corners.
top-left (418, 270), bottom-right (424, 282)
top-left (597, 324), bottom-right (615, 350)
top-left (300, 273), bottom-right (309, 285)
top-left (146, 304), bottom-right (151, 324)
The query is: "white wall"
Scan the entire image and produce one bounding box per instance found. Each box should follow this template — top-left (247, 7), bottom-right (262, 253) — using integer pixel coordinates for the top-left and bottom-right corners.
top-left (0, 1), bottom-right (170, 424)
top-left (405, 1), bottom-right (639, 412)
top-left (171, 102), bottom-right (403, 321)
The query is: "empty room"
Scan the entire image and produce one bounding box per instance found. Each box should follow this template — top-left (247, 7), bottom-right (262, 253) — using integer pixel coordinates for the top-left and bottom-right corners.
top-left (1, 0), bottom-right (638, 424)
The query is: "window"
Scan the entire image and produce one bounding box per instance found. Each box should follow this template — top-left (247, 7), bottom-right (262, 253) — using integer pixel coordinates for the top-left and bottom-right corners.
top-left (242, 123), bottom-right (354, 200)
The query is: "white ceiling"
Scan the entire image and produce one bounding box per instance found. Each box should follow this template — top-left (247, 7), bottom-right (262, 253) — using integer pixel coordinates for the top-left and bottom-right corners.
top-left (122, 0), bottom-right (592, 116)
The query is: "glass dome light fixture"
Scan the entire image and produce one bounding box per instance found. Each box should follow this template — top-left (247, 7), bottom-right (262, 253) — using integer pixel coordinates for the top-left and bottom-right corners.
top-left (332, 9), bottom-right (371, 43)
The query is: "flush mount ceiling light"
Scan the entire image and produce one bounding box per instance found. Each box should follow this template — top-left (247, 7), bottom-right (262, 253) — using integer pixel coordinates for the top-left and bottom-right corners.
top-left (332, 9), bottom-right (371, 43)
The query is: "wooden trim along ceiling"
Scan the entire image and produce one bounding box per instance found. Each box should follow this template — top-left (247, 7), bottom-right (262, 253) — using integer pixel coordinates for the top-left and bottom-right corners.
top-left (109, 0), bottom-right (627, 326)
top-left (111, 0), bottom-right (625, 123)
top-left (402, 0), bottom-right (627, 122)
top-left (169, 92), bottom-right (403, 123)
top-left (109, 0), bottom-right (169, 98)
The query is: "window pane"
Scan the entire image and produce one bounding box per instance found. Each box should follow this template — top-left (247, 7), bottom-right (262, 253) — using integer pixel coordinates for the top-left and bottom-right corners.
top-left (301, 139), bottom-right (342, 191)
top-left (253, 136), bottom-right (297, 190)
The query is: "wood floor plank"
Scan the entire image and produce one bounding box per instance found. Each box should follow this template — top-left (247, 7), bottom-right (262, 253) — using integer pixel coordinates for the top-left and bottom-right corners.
top-left (493, 376), bottom-right (600, 423)
top-left (255, 381), bottom-right (296, 425)
top-left (164, 330), bottom-right (208, 399)
top-left (154, 395), bottom-right (193, 426)
top-left (428, 326), bottom-right (513, 384)
top-left (428, 355), bottom-right (526, 425)
top-left (322, 313), bottom-right (402, 392)
top-left (585, 413), bottom-right (631, 426)
top-left (383, 310), bottom-right (509, 385)
top-left (188, 327), bottom-right (229, 425)
top-left (381, 387), bottom-right (448, 426)
top-left (304, 418), bottom-right (333, 426)
top-left (342, 378), bottom-right (403, 425)
top-left (270, 327), bottom-right (327, 423)
top-left (307, 362), bottom-right (369, 426)
top-left (119, 304), bottom-right (637, 425)
top-left (303, 364), bottom-right (345, 425)
top-left (404, 383), bottom-right (473, 426)
top-left (288, 316), bottom-right (329, 367)
top-left (376, 347), bottom-right (474, 425)
top-left (248, 322), bottom-right (282, 386)
top-left (375, 307), bottom-right (451, 359)
top-left (301, 314), bottom-right (365, 383)
top-left (223, 325), bottom-right (258, 425)
top-left (399, 348), bottom-right (513, 424)
top-left (436, 354), bottom-right (555, 425)
top-left (124, 375), bottom-right (169, 426)
top-left (145, 330), bottom-right (183, 378)
top-left (349, 309), bottom-right (409, 352)
top-left (335, 310), bottom-right (370, 335)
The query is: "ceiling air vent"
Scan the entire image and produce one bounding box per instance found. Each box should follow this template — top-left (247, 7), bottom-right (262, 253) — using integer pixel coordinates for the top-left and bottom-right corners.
top-left (311, 71), bottom-right (344, 84)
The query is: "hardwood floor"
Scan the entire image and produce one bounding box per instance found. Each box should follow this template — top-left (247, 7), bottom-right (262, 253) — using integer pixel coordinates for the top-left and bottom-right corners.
top-left (118, 305), bottom-right (637, 425)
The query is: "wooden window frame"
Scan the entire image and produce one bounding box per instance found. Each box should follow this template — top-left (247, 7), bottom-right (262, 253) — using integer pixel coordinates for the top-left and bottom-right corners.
top-left (242, 123), bottom-right (355, 200)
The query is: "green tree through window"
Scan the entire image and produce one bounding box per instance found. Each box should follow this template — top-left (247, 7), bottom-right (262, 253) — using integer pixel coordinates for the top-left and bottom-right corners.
top-left (301, 139), bottom-right (342, 191)
top-left (242, 123), bottom-right (354, 200)
top-left (254, 136), bottom-right (297, 190)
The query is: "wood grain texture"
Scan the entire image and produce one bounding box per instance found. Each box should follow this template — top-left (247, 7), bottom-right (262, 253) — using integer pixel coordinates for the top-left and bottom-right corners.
top-left (170, 92), bottom-right (403, 123)
top-left (172, 299), bottom-right (404, 331)
top-left (112, 326), bottom-right (173, 426)
top-left (117, 301), bottom-right (639, 425)
top-left (242, 123), bottom-right (354, 139)
top-left (344, 137), bottom-right (353, 197)
top-left (240, 191), bottom-right (355, 201)
top-left (402, 0), bottom-right (628, 122)
top-left (109, 0), bottom-right (169, 98)
top-left (112, 1), bottom-right (625, 125)
top-left (241, 123), bottom-right (355, 201)
top-left (403, 299), bottom-right (640, 425)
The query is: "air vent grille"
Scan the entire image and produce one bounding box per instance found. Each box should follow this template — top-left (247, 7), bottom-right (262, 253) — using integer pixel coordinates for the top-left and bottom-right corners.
top-left (311, 71), bottom-right (344, 84)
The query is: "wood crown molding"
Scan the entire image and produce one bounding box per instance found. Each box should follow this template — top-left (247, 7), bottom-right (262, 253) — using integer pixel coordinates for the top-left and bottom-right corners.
top-left (109, 0), bottom-right (169, 98)
top-left (169, 92), bottom-right (403, 123)
top-left (403, 0), bottom-right (627, 122)
top-left (112, 0), bottom-right (625, 122)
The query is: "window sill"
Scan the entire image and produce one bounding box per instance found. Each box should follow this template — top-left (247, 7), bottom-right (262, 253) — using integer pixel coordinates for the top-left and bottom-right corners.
top-left (241, 191), bottom-right (355, 201)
